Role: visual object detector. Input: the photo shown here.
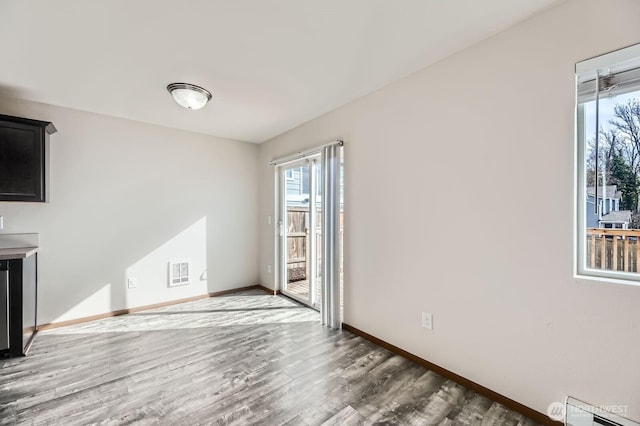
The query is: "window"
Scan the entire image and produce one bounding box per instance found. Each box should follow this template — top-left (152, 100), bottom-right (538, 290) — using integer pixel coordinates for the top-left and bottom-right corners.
top-left (576, 43), bottom-right (640, 284)
top-left (285, 169), bottom-right (294, 181)
top-left (301, 166), bottom-right (310, 195)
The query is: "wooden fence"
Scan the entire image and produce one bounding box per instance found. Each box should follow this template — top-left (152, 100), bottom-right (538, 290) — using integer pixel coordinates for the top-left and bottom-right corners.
top-left (586, 228), bottom-right (640, 272)
top-left (286, 207), bottom-right (314, 282)
top-left (286, 206), bottom-right (343, 283)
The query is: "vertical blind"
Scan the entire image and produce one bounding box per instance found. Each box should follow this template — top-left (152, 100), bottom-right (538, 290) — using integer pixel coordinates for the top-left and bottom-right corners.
top-left (320, 143), bottom-right (342, 329)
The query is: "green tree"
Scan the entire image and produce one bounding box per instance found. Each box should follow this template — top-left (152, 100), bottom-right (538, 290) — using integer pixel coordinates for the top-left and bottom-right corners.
top-left (609, 149), bottom-right (639, 211)
top-left (585, 98), bottom-right (640, 216)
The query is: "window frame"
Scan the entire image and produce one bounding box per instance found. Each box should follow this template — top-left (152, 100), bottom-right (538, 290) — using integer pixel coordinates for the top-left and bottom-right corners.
top-left (575, 43), bottom-right (640, 286)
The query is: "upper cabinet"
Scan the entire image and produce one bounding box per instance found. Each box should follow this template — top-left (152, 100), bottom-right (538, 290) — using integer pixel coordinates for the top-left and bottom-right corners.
top-left (0, 114), bottom-right (56, 202)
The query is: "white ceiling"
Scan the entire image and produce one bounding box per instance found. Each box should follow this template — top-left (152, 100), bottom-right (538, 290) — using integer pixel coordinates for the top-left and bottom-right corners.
top-left (0, 0), bottom-right (564, 143)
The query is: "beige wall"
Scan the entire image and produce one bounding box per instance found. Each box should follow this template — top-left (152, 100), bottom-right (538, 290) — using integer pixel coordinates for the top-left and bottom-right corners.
top-left (259, 0), bottom-right (640, 420)
top-left (0, 97), bottom-right (259, 324)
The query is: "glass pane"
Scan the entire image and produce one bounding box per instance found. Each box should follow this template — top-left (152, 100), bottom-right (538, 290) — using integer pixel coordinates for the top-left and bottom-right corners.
top-left (283, 162), bottom-right (312, 305)
top-left (582, 88), bottom-right (640, 274)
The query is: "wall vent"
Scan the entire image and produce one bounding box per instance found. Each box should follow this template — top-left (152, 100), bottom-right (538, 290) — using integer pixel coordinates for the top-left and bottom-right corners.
top-left (168, 260), bottom-right (191, 287)
top-left (566, 397), bottom-right (638, 426)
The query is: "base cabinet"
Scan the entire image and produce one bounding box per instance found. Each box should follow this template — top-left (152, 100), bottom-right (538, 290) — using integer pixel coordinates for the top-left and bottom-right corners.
top-left (0, 254), bottom-right (37, 357)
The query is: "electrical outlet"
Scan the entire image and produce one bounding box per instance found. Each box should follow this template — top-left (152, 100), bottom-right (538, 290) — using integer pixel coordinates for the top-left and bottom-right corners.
top-left (421, 312), bottom-right (433, 330)
top-left (267, 215), bottom-right (272, 225)
top-left (267, 264), bottom-right (272, 274)
top-left (127, 278), bottom-right (137, 289)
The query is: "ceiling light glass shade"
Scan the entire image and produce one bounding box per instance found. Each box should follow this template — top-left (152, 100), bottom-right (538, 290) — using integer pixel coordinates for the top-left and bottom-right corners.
top-left (167, 83), bottom-right (212, 110)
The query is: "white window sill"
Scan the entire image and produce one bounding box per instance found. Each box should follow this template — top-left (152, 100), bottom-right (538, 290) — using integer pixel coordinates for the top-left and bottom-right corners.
top-left (574, 273), bottom-right (640, 288)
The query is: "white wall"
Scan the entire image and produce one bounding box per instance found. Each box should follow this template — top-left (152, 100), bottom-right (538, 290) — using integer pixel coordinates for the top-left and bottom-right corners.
top-left (0, 97), bottom-right (259, 324)
top-left (259, 0), bottom-right (640, 420)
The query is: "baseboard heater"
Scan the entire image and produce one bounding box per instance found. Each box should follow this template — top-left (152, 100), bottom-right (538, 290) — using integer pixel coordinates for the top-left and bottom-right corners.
top-left (567, 397), bottom-right (638, 426)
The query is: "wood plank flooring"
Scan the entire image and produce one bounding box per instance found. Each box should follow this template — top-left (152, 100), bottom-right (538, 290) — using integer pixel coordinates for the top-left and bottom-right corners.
top-left (0, 290), bottom-right (539, 425)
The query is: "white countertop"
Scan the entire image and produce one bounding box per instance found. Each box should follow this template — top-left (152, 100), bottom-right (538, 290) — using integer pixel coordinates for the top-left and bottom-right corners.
top-left (0, 246), bottom-right (38, 260)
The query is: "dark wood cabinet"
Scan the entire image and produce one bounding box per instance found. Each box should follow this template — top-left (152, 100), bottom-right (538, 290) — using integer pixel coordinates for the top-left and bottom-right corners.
top-left (0, 254), bottom-right (37, 357)
top-left (0, 114), bottom-right (56, 202)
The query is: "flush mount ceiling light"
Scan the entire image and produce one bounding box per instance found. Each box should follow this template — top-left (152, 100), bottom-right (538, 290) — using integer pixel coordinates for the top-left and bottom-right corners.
top-left (167, 83), bottom-right (212, 110)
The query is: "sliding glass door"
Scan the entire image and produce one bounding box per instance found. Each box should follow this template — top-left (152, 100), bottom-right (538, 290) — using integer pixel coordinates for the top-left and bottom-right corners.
top-left (277, 143), bottom-right (343, 326)
top-left (280, 157), bottom-right (322, 308)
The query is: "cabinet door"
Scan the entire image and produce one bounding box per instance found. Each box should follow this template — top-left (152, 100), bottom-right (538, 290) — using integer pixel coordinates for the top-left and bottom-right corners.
top-left (0, 121), bottom-right (45, 202)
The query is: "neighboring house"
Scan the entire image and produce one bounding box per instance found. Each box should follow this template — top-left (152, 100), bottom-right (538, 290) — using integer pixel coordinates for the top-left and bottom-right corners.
top-left (285, 166), bottom-right (311, 205)
top-left (599, 210), bottom-right (632, 229)
top-left (285, 165), bottom-right (343, 207)
top-left (586, 185), bottom-right (631, 229)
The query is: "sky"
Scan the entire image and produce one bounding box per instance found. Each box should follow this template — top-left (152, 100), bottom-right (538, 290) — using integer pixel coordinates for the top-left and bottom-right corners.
top-left (583, 90), bottom-right (639, 148)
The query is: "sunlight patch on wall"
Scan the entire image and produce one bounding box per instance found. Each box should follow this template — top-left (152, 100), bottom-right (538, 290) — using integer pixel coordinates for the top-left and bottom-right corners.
top-left (51, 282), bottom-right (112, 323)
top-left (125, 217), bottom-right (208, 308)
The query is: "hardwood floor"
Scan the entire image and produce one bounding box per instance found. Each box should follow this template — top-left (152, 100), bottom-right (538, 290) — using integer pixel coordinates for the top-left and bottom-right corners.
top-left (0, 290), bottom-right (539, 425)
